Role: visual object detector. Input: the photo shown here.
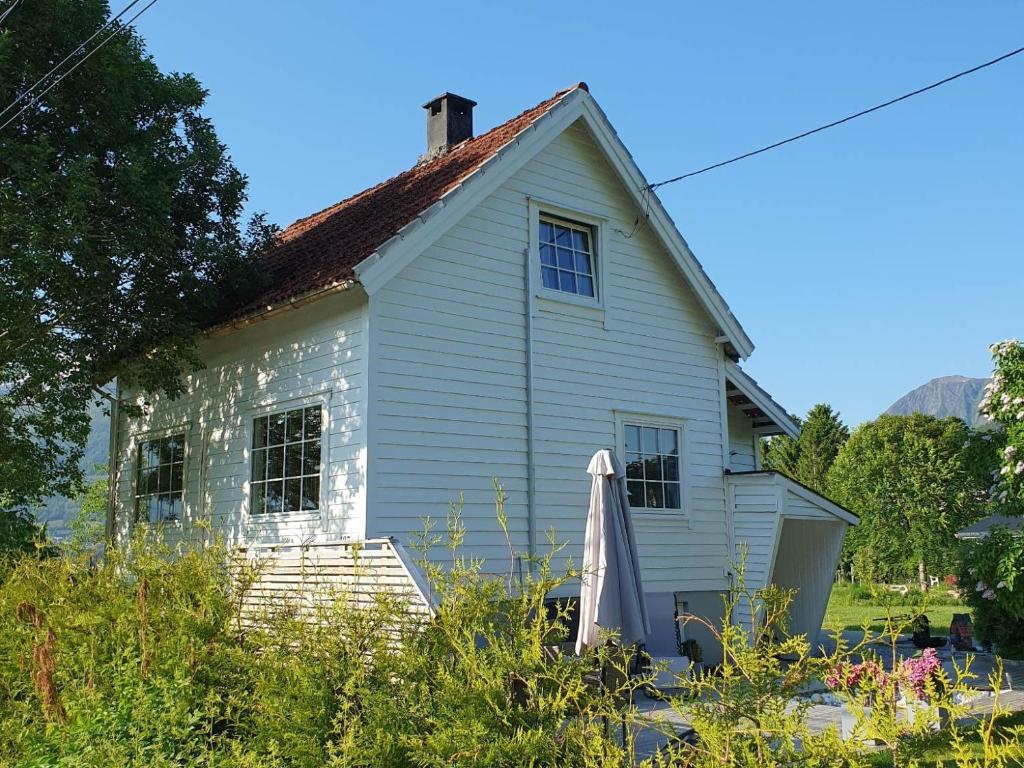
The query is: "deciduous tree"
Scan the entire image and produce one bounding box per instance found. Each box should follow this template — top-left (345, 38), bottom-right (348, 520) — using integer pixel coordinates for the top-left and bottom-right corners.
top-left (0, 0), bottom-right (273, 515)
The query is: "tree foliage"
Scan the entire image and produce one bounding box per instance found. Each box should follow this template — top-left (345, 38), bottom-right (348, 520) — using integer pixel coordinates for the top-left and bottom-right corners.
top-left (827, 414), bottom-right (990, 583)
top-left (979, 339), bottom-right (1024, 506)
top-left (0, 0), bottom-right (273, 514)
top-left (762, 403), bottom-right (848, 493)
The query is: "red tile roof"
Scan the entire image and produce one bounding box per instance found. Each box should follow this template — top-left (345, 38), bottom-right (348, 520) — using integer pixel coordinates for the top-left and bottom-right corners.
top-left (228, 83), bottom-right (588, 321)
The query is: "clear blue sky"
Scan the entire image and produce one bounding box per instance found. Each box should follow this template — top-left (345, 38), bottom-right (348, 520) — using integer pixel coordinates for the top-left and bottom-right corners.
top-left (137, 1), bottom-right (1023, 428)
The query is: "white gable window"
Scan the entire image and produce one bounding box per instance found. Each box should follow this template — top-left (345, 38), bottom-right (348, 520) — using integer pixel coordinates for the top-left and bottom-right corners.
top-left (623, 421), bottom-right (682, 511)
top-left (250, 405), bottom-right (322, 515)
top-left (135, 433), bottom-right (185, 523)
top-left (539, 216), bottom-right (596, 298)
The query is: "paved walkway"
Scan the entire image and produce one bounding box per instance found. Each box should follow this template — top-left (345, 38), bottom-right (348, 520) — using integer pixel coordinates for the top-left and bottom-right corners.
top-left (629, 632), bottom-right (1024, 763)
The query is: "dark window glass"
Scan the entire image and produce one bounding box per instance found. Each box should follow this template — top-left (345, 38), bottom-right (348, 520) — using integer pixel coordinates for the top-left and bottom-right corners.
top-left (623, 423), bottom-right (682, 511)
top-left (134, 433), bottom-right (186, 523)
top-left (250, 405), bottom-right (323, 515)
top-left (539, 217), bottom-right (597, 299)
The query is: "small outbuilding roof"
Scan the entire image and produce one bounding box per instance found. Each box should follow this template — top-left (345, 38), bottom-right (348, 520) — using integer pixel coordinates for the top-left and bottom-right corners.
top-left (955, 514), bottom-right (1024, 540)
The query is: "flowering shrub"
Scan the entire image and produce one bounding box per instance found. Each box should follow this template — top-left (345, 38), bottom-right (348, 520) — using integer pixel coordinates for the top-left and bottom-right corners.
top-left (960, 526), bottom-right (1024, 658)
top-left (825, 648), bottom-right (940, 703)
top-left (979, 339), bottom-right (1024, 505)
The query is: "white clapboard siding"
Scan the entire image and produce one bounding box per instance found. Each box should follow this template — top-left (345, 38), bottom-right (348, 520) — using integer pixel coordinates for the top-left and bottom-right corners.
top-left (237, 538), bottom-right (434, 626)
top-left (113, 291), bottom-right (369, 548)
top-left (368, 119), bottom-right (728, 593)
top-left (728, 403), bottom-right (758, 472)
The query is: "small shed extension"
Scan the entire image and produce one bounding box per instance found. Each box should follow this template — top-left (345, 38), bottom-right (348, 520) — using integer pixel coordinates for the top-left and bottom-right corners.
top-left (727, 470), bottom-right (858, 639)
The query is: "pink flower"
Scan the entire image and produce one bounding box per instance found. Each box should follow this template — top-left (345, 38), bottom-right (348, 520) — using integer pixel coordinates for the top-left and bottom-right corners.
top-left (983, 589), bottom-right (996, 600)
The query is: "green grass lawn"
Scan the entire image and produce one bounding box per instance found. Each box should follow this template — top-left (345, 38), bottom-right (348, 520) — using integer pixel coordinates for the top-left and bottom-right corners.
top-left (823, 583), bottom-right (969, 635)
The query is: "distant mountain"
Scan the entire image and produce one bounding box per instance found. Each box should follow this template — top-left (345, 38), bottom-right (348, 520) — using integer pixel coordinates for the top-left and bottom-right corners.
top-left (884, 375), bottom-right (991, 428)
top-left (32, 402), bottom-right (110, 540)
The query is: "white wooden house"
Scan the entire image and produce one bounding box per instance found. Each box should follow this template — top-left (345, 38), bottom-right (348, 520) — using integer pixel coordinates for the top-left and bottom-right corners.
top-left (108, 84), bottom-right (856, 658)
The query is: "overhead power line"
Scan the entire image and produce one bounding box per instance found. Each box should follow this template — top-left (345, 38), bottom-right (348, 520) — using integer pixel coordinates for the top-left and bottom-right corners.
top-left (0, 0), bottom-right (157, 132)
top-left (648, 45), bottom-right (1024, 190)
top-left (0, 0), bottom-right (22, 25)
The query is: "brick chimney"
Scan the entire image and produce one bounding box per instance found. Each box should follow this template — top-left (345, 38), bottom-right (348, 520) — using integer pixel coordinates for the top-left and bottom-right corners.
top-left (422, 92), bottom-right (476, 160)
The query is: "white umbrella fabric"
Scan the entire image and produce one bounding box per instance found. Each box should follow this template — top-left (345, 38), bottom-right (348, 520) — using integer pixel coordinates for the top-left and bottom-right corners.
top-left (575, 448), bottom-right (651, 655)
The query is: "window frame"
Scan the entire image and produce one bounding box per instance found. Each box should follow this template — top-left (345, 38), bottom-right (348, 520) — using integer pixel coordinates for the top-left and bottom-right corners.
top-left (528, 197), bottom-right (608, 316)
top-left (130, 424), bottom-right (191, 527)
top-left (243, 393), bottom-right (330, 528)
top-left (614, 411), bottom-right (689, 520)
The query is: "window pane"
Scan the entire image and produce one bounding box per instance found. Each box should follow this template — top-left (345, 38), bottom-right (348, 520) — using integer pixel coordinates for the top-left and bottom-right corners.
top-left (158, 463), bottom-right (171, 493)
top-left (141, 467), bottom-right (159, 496)
top-left (158, 494), bottom-right (172, 521)
top-left (574, 251), bottom-right (592, 275)
top-left (158, 437), bottom-right (175, 465)
top-left (625, 453), bottom-right (643, 479)
top-left (642, 427), bottom-right (659, 454)
top-left (539, 244), bottom-right (556, 266)
top-left (169, 436), bottom-right (185, 463)
top-left (541, 266), bottom-right (559, 289)
top-left (284, 477), bottom-right (302, 512)
top-left (558, 271), bottom-right (577, 294)
top-left (539, 221), bottom-right (554, 243)
top-left (303, 407), bottom-right (321, 440)
top-left (268, 413), bottom-right (286, 446)
top-left (664, 483), bottom-right (681, 510)
top-left (556, 248), bottom-right (574, 270)
top-left (265, 482), bottom-right (283, 514)
top-left (303, 439), bottom-right (321, 475)
top-left (251, 483), bottom-right (265, 515)
top-left (286, 409), bottom-right (304, 442)
top-left (627, 481), bottom-right (644, 509)
top-left (572, 229), bottom-right (590, 252)
top-left (285, 443), bottom-right (302, 478)
top-left (624, 426), bottom-right (640, 453)
top-left (554, 225), bottom-right (572, 247)
top-left (172, 495), bottom-right (184, 521)
top-left (577, 275), bottom-right (594, 297)
top-left (663, 455), bottom-right (679, 482)
top-left (252, 417), bottom-right (268, 449)
top-left (646, 483), bottom-right (664, 509)
top-left (147, 494), bottom-right (160, 523)
top-left (266, 446), bottom-right (284, 480)
top-left (251, 449), bottom-right (267, 481)
top-left (301, 477), bottom-right (320, 511)
top-left (145, 441), bottom-right (160, 468)
top-left (645, 456), bottom-right (662, 480)
top-left (660, 429), bottom-right (678, 455)
top-left (170, 462), bottom-right (184, 493)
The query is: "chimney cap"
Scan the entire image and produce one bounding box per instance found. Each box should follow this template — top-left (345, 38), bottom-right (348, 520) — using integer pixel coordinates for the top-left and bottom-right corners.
top-left (422, 92), bottom-right (478, 110)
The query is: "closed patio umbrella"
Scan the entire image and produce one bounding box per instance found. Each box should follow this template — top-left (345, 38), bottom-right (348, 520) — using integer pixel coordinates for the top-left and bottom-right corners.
top-left (575, 448), bottom-right (651, 655)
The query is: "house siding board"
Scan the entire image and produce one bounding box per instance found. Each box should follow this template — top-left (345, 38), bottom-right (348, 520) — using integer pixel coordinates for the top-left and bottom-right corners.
top-left (113, 292), bottom-right (368, 547)
top-left (728, 404), bottom-right (757, 472)
top-left (368, 120), bottom-right (728, 591)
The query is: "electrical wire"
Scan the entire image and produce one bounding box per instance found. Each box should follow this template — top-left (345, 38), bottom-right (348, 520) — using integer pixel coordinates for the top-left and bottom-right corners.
top-left (0, 0), bottom-right (21, 25)
top-left (0, 0), bottom-right (158, 132)
top-left (647, 45), bottom-right (1024, 190)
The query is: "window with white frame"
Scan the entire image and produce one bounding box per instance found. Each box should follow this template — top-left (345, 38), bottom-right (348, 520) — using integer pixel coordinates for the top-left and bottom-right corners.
top-left (539, 216), bottom-right (596, 298)
top-left (250, 405), bottom-right (322, 515)
top-left (624, 422), bottom-right (682, 510)
top-left (135, 433), bottom-right (185, 523)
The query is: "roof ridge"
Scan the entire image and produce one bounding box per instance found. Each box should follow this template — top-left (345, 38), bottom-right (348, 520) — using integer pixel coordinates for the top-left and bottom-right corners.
top-left (274, 83), bottom-right (587, 246)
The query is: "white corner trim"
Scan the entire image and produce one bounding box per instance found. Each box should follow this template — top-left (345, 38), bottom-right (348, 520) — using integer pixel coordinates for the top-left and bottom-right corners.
top-left (723, 361), bottom-right (800, 440)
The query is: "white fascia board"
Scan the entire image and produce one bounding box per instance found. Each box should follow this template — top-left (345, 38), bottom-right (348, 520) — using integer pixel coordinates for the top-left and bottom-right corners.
top-left (575, 97), bottom-right (755, 359)
top-left (352, 89), bottom-right (756, 362)
top-left (353, 90), bottom-right (588, 295)
top-left (777, 473), bottom-right (860, 526)
top-left (724, 360), bottom-right (801, 440)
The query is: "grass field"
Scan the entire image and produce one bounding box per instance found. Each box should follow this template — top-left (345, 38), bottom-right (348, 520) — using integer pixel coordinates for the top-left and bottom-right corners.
top-left (822, 583), bottom-right (969, 635)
